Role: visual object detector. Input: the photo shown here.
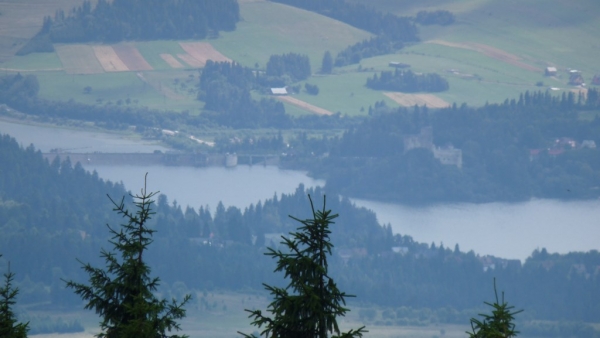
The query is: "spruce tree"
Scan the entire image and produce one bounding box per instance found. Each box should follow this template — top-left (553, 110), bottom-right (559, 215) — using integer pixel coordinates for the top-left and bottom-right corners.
top-left (241, 196), bottom-right (366, 338)
top-left (321, 51), bottom-right (333, 74)
top-left (0, 255), bottom-right (29, 338)
top-left (467, 279), bottom-right (522, 338)
top-left (65, 177), bottom-right (190, 338)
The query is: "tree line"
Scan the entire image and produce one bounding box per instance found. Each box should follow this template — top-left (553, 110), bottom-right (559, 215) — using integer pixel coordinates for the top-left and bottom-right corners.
top-left (266, 53), bottom-right (312, 82)
top-left (366, 69), bottom-right (450, 92)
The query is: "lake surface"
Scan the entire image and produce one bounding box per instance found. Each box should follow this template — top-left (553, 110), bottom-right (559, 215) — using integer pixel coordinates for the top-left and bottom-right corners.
top-left (2, 119), bottom-right (599, 260)
top-left (86, 164), bottom-right (324, 210)
top-left (0, 119), bottom-right (168, 153)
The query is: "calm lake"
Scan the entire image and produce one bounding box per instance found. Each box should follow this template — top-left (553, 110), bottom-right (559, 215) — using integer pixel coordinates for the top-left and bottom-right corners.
top-left (2, 119), bottom-right (599, 261)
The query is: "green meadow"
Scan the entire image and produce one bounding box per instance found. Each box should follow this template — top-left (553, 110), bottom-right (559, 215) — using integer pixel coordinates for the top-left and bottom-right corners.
top-left (0, 0), bottom-right (598, 116)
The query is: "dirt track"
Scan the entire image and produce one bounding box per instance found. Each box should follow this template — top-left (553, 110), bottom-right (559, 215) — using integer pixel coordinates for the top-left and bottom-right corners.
top-left (277, 96), bottom-right (334, 115)
top-left (427, 40), bottom-right (542, 72)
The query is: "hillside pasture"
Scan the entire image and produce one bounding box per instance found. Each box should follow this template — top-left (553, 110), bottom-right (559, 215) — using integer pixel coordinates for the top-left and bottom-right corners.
top-left (210, 0), bottom-right (372, 69)
top-left (112, 44), bottom-right (153, 71)
top-left (426, 40), bottom-right (541, 72)
top-left (93, 46), bottom-right (129, 72)
top-left (0, 0), bottom-right (85, 60)
top-left (56, 45), bottom-right (104, 74)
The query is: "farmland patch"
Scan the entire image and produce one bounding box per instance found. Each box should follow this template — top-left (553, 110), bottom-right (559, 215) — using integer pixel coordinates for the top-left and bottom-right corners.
top-left (160, 54), bottom-right (184, 68)
top-left (56, 44), bottom-right (104, 74)
top-left (93, 46), bottom-right (129, 72)
top-left (112, 44), bottom-right (153, 71)
top-left (179, 42), bottom-right (232, 66)
top-left (277, 96), bottom-right (334, 115)
top-left (384, 92), bottom-right (450, 108)
top-left (177, 53), bottom-right (204, 68)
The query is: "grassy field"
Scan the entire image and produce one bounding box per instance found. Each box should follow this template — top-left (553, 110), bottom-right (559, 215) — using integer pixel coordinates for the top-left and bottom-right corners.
top-left (0, 0), bottom-right (598, 116)
top-left (211, 0), bottom-right (372, 70)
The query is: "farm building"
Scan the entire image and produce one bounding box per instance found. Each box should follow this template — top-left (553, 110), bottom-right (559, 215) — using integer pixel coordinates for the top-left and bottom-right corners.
top-left (270, 87), bottom-right (288, 95)
top-left (569, 71), bottom-right (584, 86)
top-left (545, 67), bottom-right (557, 76)
top-left (389, 62), bottom-right (410, 68)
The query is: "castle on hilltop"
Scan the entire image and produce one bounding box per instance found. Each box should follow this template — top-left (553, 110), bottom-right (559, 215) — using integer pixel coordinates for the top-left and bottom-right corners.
top-left (403, 127), bottom-right (463, 168)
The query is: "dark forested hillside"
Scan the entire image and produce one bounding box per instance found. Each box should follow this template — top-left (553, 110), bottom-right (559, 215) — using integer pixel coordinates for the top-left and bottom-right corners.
top-left (0, 135), bottom-right (598, 326)
top-left (0, 134), bottom-right (127, 286)
top-left (25, 0), bottom-right (239, 50)
top-left (310, 90), bottom-right (600, 203)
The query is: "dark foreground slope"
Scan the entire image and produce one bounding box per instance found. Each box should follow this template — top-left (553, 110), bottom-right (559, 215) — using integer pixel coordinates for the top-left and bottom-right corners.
top-left (0, 134), bottom-right (599, 328)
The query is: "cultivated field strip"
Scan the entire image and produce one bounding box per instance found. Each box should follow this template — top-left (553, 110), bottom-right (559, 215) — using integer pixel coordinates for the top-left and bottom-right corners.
top-left (160, 54), bottom-right (185, 68)
top-left (176, 53), bottom-right (205, 68)
top-left (179, 42), bottom-right (232, 67)
top-left (112, 44), bottom-right (153, 71)
top-left (93, 46), bottom-right (129, 72)
top-left (277, 96), bottom-right (334, 115)
top-left (384, 92), bottom-right (450, 108)
top-left (56, 44), bottom-right (105, 74)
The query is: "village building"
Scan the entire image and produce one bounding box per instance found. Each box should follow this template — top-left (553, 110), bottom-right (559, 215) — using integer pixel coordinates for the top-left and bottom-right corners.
top-left (545, 67), bottom-right (557, 76)
top-left (270, 87), bottom-right (288, 95)
top-left (581, 140), bottom-right (597, 149)
top-left (389, 61), bottom-right (410, 68)
top-left (433, 145), bottom-right (463, 169)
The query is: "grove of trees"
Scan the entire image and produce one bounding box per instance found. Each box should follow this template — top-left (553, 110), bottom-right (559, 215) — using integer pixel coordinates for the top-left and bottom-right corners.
top-left (366, 69), bottom-right (450, 92)
top-left (21, 0), bottom-right (239, 54)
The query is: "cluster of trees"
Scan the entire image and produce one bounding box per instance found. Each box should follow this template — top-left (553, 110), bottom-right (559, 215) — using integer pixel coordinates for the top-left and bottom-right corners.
top-left (334, 36), bottom-right (402, 67)
top-left (2, 134), bottom-right (599, 330)
top-left (197, 61), bottom-right (292, 128)
top-left (266, 53), bottom-right (312, 82)
top-left (414, 10), bottom-right (456, 26)
top-left (299, 90), bottom-right (600, 203)
top-left (366, 69), bottom-right (450, 92)
top-left (305, 83), bottom-right (320, 95)
top-left (21, 0), bottom-right (239, 54)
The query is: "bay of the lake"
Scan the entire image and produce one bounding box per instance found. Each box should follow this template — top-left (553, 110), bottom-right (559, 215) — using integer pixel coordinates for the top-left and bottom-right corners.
top-left (2, 119), bottom-right (599, 261)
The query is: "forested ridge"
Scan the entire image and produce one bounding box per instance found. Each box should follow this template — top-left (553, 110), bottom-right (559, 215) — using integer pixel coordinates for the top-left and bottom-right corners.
top-left (0, 134), bottom-right (599, 334)
top-left (306, 90), bottom-right (600, 203)
top-left (20, 0), bottom-right (239, 54)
